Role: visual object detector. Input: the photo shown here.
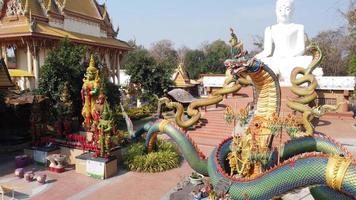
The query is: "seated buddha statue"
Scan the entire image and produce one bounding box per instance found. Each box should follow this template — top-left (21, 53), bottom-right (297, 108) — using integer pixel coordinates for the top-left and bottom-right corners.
top-left (255, 0), bottom-right (319, 85)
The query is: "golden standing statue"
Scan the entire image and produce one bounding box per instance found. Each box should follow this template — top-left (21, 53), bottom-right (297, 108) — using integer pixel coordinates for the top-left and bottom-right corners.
top-left (82, 55), bottom-right (101, 129)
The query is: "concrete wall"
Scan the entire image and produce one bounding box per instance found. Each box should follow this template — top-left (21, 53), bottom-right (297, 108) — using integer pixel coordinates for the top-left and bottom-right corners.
top-left (64, 16), bottom-right (101, 37)
top-left (49, 19), bottom-right (64, 29)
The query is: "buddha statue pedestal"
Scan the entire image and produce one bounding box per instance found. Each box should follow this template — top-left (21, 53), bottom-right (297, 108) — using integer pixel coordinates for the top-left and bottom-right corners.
top-left (260, 56), bottom-right (315, 86)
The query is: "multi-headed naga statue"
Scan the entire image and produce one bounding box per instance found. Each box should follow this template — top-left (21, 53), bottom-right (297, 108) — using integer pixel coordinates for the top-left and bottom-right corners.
top-left (132, 29), bottom-right (356, 199)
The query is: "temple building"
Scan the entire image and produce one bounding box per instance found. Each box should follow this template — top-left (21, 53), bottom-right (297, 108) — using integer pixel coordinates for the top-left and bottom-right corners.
top-left (0, 0), bottom-right (133, 90)
top-left (171, 63), bottom-right (200, 96)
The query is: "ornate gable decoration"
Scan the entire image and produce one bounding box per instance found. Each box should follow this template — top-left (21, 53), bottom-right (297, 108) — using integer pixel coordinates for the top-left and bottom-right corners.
top-left (6, 0), bottom-right (25, 17)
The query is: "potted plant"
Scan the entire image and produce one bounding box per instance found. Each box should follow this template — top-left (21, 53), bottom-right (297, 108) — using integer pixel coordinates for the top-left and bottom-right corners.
top-left (189, 172), bottom-right (204, 185)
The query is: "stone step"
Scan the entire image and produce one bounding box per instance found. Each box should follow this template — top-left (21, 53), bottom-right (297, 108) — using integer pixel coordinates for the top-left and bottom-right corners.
top-left (189, 136), bottom-right (226, 147)
top-left (190, 128), bottom-right (233, 133)
top-left (189, 131), bottom-right (232, 136)
top-left (191, 126), bottom-right (233, 131)
top-left (188, 132), bottom-right (231, 140)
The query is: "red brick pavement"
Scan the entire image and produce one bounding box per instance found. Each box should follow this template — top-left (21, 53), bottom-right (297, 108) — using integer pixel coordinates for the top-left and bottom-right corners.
top-left (188, 89), bottom-right (356, 156)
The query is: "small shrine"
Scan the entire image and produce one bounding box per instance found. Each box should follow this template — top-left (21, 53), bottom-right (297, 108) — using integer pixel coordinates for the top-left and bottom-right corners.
top-left (20, 55), bottom-right (121, 180)
top-left (171, 63), bottom-right (200, 96)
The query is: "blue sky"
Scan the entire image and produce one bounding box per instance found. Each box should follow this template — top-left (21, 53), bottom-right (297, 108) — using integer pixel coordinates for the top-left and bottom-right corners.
top-left (102, 0), bottom-right (349, 50)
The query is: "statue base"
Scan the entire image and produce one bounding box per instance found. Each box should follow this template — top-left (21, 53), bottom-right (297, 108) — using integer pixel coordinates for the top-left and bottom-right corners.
top-left (259, 56), bottom-right (324, 86)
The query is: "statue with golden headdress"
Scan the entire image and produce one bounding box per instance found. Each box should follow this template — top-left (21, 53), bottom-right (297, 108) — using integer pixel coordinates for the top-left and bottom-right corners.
top-left (81, 55), bottom-right (101, 129)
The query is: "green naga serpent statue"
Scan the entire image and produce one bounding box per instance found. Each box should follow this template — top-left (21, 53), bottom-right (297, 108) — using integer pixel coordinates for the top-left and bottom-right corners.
top-left (131, 31), bottom-right (356, 199)
top-left (157, 28), bottom-right (251, 129)
top-left (287, 44), bottom-right (341, 136)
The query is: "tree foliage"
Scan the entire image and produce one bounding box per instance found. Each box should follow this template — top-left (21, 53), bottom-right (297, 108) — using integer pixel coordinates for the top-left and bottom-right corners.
top-left (312, 30), bottom-right (348, 76)
top-left (344, 0), bottom-right (356, 76)
top-left (204, 40), bottom-right (230, 73)
top-left (123, 49), bottom-right (173, 97)
top-left (149, 40), bottom-right (178, 68)
top-left (311, 1), bottom-right (356, 76)
top-left (101, 72), bottom-right (121, 108)
top-left (183, 40), bottom-right (230, 79)
top-left (124, 38), bottom-right (231, 95)
top-left (38, 39), bottom-right (86, 118)
top-left (184, 50), bottom-right (206, 79)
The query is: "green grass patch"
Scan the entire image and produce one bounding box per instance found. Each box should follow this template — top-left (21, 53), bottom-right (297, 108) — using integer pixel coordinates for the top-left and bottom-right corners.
top-left (123, 139), bottom-right (180, 173)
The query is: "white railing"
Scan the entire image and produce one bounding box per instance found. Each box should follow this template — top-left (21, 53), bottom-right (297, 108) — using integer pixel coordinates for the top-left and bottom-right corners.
top-left (316, 76), bottom-right (355, 90)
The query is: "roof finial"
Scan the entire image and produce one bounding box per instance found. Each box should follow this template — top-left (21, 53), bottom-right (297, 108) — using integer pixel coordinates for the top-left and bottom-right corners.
top-left (47, 0), bottom-right (52, 12)
top-left (102, 1), bottom-right (107, 19)
top-left (115, 24), bottom-right (120, 37)
top-left (62, 0), bottom-right (67, 11)
top-left (24, 0), bottom-right (29, 14)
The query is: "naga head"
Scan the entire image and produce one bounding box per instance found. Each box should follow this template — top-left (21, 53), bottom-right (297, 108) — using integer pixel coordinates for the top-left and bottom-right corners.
top-left (225, 57), bottom-right (262, 78)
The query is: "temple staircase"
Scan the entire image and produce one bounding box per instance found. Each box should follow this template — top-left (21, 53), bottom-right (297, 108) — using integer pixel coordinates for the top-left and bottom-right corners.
top-left (186, 87), bottom-right (295, 156)
top-left (187, 94), bottom-right (253, 156)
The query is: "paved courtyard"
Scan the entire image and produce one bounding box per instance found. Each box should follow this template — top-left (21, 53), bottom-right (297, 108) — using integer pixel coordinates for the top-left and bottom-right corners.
top-left (0, 95), bottom-right (355, 200)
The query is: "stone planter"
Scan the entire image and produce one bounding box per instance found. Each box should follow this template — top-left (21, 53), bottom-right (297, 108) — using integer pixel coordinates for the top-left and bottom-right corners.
top-left (24, 171), bottom-right (34, 182)
top-left (189, 173), bottom-right (204, 186)
top-left (47, 154), bottom-right (67, 173)
top-left (35, 174), bottom-right (47, 184)
top-left (14, 168), bottom-right (24, 178)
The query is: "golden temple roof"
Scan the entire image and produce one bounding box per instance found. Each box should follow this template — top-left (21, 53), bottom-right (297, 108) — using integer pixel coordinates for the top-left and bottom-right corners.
top-left (0, 1), bottom-right (131, 50)
top-left (0, 22), bottom-right (132, 50)
top-left (171, 63), bottom-right (198, 88)
top-left (35, 22), bottom-right (132, 50)
top-left (63, 0), bottom-right (102, 19)
top-left (0, 23), bottom-right (30, 35)
top-left (17, 0), bottom-right (104, 20)
top-left (21, 0), bottom-right (46, 18)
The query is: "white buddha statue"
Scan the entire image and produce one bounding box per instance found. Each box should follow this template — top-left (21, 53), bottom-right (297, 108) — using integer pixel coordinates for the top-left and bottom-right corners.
top-left (256, 0), bottom-right (318, 85)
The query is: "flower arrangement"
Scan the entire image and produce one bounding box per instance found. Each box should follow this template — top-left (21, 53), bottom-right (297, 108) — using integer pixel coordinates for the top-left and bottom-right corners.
top-left (224, 106), bottom-right (249, 127)
top-left (267, 112), bottom-right (283, 136)
top-left (223, 106), bottom-right (235, 124)
top-left (236, 107), bottom-right (249, 126)
top-left (283, 114), bottom-right (300, 138)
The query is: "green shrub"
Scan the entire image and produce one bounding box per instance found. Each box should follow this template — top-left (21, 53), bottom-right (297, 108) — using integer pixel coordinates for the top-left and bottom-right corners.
top-left (113, 104), bottom-right (155, 130)
top-left (126, 105), bottom-right (152, 120)
top-left (123, 139), bottom-right (180, 173)
top-left (38, 38), bottom-right (86, 119)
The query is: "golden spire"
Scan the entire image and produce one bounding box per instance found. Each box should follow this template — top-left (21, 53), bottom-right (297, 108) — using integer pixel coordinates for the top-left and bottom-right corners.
top-left (87, 55), bottom-right (97, 73)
